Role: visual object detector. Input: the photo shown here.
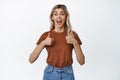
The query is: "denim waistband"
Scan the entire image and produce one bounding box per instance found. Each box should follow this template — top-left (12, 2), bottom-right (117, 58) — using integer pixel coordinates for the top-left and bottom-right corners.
top-left (46, 64), bottom-right (73, 72)
top-left (43, 64), bottom-right (75, 80)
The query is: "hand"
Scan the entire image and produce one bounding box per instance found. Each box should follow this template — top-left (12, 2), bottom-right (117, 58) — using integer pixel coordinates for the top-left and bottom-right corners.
top-left (66, 31), bottom-right (76, 44)
top-left (43, 33), bottom-right (55, 46)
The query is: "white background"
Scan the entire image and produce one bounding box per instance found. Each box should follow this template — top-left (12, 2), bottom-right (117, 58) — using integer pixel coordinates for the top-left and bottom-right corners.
top-left (0, 0), bottom-right (120, 80)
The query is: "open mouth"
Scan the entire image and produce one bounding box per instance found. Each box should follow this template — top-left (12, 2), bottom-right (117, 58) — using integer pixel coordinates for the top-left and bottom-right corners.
top-left (56, 20), bottom-right (63, 25)
top-left (56, 20), bottom-right (62, 23)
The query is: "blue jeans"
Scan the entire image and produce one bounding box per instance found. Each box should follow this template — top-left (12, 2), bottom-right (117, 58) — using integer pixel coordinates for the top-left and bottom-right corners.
top-left (43, 64), bottom-right (75, 80)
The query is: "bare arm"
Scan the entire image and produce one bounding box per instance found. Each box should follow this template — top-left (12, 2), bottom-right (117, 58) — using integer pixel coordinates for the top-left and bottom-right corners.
top-left (66, 31), bottom-right (85, 65)
top-left (73, 40), bottom-right (85, 65)
top-left (29, 41), bottom-right (45, 63)
top-left (29, 32), bottom-right (54, 64)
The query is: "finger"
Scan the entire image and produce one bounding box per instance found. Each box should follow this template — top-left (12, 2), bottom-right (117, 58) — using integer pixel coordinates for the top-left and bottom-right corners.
top-left (70, 31), bottom-right (75, 37)
top-left (66, 40), bottom-right (71, 44)
top-left (68, 31), bottom-right (73, 36)
top-left (51, 40), bottom-right (54, 44)
top-left (70, 31), bottom-right (73, 35)
top-left (49, 39), bottom-right (54, 45)
top-left (47, 32), bottom-right (50, 38)
top-left (51, 38), bottom-right (54, 42)
top-left (67, 31), bottom-right (71, 36)
top-left (65, 36), bottom-right (68, 40)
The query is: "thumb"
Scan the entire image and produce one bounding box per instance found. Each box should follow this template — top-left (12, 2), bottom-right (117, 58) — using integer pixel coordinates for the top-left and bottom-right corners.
top-left (67, 31), bottom-right (71, 36)
top-left (68, 31), bottom-right (73, 35)
top-left (70, 31), bottom-right (74, 37)
top-left (47, 32), bottom-right (50, 38)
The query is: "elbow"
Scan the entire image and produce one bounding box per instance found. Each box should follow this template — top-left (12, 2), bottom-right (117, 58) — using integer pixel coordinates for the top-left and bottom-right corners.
top-left (79, 60), bottom-right (85, 65)
top-left (81, 55), bottom-right (85, 65)
top-left (29, 55), bottom-right (38, 64)
top-left (29, 58), bottom-right (34, 64)
top-left (29, 55), bottom-right (35, 64)
top-left (78, 57), bottom-right (85, 65)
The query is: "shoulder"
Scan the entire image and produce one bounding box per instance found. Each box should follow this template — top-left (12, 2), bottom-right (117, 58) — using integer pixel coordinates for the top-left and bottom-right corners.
top-left (41, 31), bottom-right (50, 36)
top-left (38, 31), bottom-right (50, 39)
top-left (42, 31), bottom-right (50, 34)
top-left (36, 31), bottom-right (50, 45)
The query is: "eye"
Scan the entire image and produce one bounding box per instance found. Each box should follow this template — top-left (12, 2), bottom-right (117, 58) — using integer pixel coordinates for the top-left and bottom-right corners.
top-left (53, 12), bottom-right (58, 16)
top-left (61, 12), bottom-right (65, 16)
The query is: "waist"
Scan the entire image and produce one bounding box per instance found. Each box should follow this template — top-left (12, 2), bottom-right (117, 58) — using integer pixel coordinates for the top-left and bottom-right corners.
top-left (46, 57), bottom-right (73, 68)
top-left (46, 64), bottom-right (73, 72)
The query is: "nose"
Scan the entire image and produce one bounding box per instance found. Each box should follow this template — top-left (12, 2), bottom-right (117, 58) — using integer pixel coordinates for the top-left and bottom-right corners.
top-left (57, 14), bottom-right (61, 18)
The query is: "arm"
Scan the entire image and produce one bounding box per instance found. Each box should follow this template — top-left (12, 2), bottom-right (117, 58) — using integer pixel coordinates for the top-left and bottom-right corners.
top-left (66, 31), bottom-right (85, 65)
top-left (29, 32), bottom-right (54, 64)
top-left (73, 40), bottom-right (85, 65)
top-left (29, 41), bottom-right (45, 64)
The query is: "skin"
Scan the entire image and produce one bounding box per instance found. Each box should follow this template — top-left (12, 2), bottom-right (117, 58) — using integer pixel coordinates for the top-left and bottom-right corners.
top-left (66, 31), bottom-right (85, 65)
top-left (29, 8), bottom-right (85, 65)
top-left (52, 8), bottom-right (66, 32)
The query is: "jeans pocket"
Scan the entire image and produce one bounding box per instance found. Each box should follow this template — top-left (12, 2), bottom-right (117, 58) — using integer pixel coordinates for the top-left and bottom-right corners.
top-left (65, 66), bottom-right (74, 75)
top-left (44, 65), bottom-right (53, 73)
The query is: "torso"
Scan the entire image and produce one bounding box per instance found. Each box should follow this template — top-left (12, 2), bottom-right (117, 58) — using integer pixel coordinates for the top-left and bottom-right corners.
top-left (45, 30), bottom-right (73, 68)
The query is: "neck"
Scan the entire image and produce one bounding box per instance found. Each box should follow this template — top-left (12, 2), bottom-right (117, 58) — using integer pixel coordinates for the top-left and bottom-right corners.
top-left (54, 27), bottom-right (65, 32)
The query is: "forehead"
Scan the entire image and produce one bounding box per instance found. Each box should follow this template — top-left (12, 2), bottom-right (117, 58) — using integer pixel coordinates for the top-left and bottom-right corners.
top-left (53, 8), bottom-right (65, 13)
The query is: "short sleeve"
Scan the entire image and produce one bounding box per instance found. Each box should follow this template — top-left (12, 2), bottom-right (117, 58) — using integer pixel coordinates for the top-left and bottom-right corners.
top-left (36, 31), bottom-right (49, 45)
top-left (73, 31), bottom-right (82, 45)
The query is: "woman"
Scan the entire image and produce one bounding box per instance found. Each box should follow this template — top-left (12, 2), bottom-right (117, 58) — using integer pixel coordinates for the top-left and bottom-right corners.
top-left (29, 4), bottom-right (85, 80)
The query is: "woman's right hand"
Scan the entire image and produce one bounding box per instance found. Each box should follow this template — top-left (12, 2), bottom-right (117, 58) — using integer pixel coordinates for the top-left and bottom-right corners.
top-left (43, 33), bottom-right (55, 46)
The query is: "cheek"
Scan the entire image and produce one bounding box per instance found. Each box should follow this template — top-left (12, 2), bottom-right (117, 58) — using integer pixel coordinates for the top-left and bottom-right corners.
top-left (62, 16), bottom-right (67, 21)
top-left (51, 16), bottom-right (54, 20)
top-left (63, 18), bottom-right (66, 23)
top-left (51, 15), bottom-right (56, 20)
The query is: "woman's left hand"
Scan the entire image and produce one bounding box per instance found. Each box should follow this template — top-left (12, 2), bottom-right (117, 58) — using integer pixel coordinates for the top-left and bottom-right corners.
top-left (66, 31), bottom-right (76, 44)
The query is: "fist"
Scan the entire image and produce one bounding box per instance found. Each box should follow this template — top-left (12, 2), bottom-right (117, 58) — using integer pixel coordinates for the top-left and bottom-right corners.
top-left (66, 31), bottom-right (76, 44)
top-left (44, 33), bottom-right (55, 46)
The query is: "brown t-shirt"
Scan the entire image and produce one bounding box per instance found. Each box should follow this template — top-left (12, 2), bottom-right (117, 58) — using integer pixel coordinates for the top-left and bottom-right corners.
top-left (36, 30), bottom-right (82, 68)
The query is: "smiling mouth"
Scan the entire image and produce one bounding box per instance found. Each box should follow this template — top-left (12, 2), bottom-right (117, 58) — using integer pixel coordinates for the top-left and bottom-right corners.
top-left (56, 20), bottom-right (62, 23)
top-left (56, 20), bottom-right (63, 25)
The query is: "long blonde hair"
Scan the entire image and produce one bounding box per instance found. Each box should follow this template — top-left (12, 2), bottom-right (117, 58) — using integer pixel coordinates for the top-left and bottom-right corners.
top-left (49, 4), bottom-right (72, 34)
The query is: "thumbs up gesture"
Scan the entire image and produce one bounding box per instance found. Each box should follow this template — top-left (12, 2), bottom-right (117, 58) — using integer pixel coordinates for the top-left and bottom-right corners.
top-left (43, 33), bottom-right (55, 46)
top-left (66, 31), bottom-right (76, 44)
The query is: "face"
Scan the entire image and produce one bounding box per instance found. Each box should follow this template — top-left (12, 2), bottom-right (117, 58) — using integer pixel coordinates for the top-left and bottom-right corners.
top-left (52, 8), bottom-right (66, 29)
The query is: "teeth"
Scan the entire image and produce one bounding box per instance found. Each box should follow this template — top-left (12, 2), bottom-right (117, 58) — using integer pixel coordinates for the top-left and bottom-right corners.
top-left (57, 20), bottom-right (62, 23)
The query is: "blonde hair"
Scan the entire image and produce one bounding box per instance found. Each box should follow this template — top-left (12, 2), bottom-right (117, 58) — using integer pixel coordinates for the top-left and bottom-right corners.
top-left (49, 4), bottom-right (72, 34)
